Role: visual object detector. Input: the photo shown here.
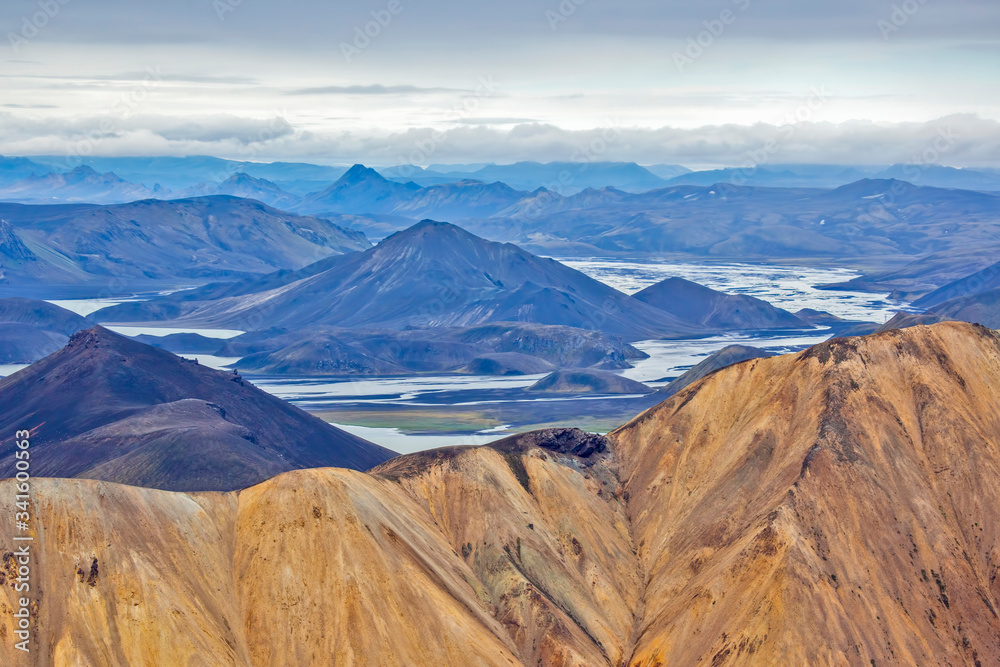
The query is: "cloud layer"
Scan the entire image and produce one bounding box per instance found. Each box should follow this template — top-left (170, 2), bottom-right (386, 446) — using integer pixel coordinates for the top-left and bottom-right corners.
top-left (2, 112), bottom-right (996, 168)
top-left (1, 0), bottom-right (997, 166)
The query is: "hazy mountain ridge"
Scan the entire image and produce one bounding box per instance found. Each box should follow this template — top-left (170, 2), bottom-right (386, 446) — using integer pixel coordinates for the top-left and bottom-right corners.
top-left (0, 197), bottom-right (371, 294)
top-left (174, 172), bottom-right (301, 209)
top-left (0, 166), bottom-right (165, 205)
top-left (466, 179), bottom-right (1000, 294)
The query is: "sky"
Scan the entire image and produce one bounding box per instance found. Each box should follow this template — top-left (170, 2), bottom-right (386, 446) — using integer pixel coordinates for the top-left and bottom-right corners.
top-left (1, 0), bottom-right (999, 168)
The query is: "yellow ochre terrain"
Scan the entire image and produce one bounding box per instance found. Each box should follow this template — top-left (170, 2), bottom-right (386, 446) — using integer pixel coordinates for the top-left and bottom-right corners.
top-left (2, 322), bottom-right (1000, 666)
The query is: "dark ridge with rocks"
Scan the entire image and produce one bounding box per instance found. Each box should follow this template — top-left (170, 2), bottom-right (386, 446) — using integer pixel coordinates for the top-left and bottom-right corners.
top-left (488, 427), bottom-right (611, 459)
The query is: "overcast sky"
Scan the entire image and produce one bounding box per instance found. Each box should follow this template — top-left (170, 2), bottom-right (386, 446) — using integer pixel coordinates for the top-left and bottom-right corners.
top-left (1, 0), bottom-right (999, 167)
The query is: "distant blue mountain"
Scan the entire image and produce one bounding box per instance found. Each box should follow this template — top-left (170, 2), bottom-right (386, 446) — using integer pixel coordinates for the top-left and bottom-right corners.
top-left (0, 196), bottom-right (370, 293)
top-left (642, 164), bottom-right (693, 180)
top-left (0, 155), bottom-right (54, 187)
top-left (380, 161), bottom-right (680, 193)
top-left (875, 164), bottom-right (1000, 191)
top-left (664, 163), bottom-right (1000, 191)
top-left (0, 166), bottom-right (163, 204)
top-left (665, 165), bottom-right (878, 188)
top-left (175, 172), bottom-right (301, 209)
top-left (454, 161), bottom-right (671, 194)
top-left (25, 156), bottom-right (348, 191)
top-left (297, 164), bottom-right (423, 215)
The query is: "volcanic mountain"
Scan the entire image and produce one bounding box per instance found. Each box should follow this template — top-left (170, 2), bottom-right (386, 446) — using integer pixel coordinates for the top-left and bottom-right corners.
top-left (93, 220), bottom-right (704, 340)
top-left (634, 277), bottom-right (808, 330)
top-left (0, 327), bottom-right (394, 491)
top-left (297, 164), bottom-right (422, 215)
top-left (929, 288), bottom-right (1000, 328)
top-left (3, 323), bottom-right (1000, 665)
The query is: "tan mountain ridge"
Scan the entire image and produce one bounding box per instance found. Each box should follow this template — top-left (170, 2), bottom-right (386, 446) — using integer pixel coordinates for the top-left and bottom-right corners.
top-left (2, 322), bottom-right (1000, 666)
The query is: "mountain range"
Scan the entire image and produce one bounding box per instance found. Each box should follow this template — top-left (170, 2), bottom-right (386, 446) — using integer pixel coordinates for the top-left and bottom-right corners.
top-left (0, 326), bottom-right (395, 491)
top-left (3, 322), bottom-right (1000, 664)
top-left (468, 178), bottom-right (1000, 295)
top-left (2, 158), bottom-right (999, 302)
top-left (662, 163), bottom-right (1000, 191)
top-left (0, 166), bottom-right (165, 204)
top-left (173, 172), bottom-right (301, 210)
top-left (218, 323), bottom-right (647, 376)
top-left (20, 155), bottom-right (349, 192)
top-left (91, 220), bottom-right (708, 340)
top-left (0, 196), bottom-right (370, 295)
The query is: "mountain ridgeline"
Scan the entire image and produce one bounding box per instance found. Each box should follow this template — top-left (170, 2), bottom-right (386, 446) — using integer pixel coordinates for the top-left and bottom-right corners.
top-left (3, 323), bottom-right (1000, 665)
top-left (0, 197), bottom-right (371, 294)
top-left (91, 220), bottom-right (813, 342)
top-left (3, 157), bottom-right (1000, 300)
top-left (92, 220), bottom-right (708, 340)
top-left (0, 327), bottom-right (395, 491)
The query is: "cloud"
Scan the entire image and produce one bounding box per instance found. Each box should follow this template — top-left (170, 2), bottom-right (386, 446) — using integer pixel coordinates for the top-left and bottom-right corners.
top-left (1, 113), bottom-right (997, 169)
top-left (445, 117), bottom-right (539, 125)
top-left (0, 112), bottom-right (297, 156)
top-left (0, 72), bottom-right (258, 85)
top-left (286, 85), bottom-right (465, 96)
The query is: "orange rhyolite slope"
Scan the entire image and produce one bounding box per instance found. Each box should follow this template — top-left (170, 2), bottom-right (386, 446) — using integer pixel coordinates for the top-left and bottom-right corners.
top-left (2, 322), bottom-right (999, 666)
